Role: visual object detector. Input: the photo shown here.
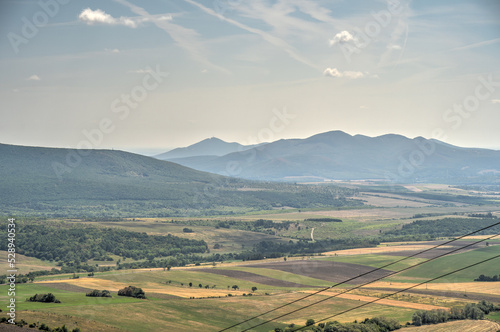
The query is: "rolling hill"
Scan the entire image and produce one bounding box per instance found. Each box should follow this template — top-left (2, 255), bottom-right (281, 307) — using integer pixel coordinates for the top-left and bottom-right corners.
top-left (157, 131), bottom-right (500, 183)
top-left (0, 143), bottom-right (358, 217)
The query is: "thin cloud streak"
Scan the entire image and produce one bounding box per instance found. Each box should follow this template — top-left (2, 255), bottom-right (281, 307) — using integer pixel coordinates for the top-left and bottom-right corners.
top-left (182, 0), bottom-right (322, 72)
top-left (113, 0), bottom-right (231, 75)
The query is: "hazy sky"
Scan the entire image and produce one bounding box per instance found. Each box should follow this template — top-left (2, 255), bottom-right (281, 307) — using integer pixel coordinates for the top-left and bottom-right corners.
top-left (1, 0), bottom-right (499, 155)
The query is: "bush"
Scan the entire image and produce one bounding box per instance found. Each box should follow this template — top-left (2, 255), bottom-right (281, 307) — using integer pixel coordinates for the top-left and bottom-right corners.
top-left (26, 293), bottom-right (60, 303)
top-left (306, 318), bottom-right (315, 326)
top-left (86, 289), bottom-right (112, 297)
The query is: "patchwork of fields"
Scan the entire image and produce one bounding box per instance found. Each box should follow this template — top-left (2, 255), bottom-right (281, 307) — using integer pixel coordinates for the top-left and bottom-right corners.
top-left (2, 185), bottom-right (500, 331)
top-left (2, 240), bottom-right (499, 331)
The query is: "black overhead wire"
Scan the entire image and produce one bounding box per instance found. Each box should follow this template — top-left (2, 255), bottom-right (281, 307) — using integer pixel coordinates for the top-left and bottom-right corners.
top-left (242, 232), bottom-right (500, 331)
top-left (218, 219), bottom-right (500, 332)
top-left (292, 251), bottom-right (500, 331)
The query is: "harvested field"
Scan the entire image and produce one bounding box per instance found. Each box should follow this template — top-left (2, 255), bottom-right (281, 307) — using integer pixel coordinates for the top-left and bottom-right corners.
top-left (362, 287), bottom-right (500, 303)
top-left (323, 244), bottom-right (437, 256)
top-left (398, 319), bottom-right (500, 332)
top-left (300, 290), bottom-right (448, 311)
top-left (37, 278), bottom-right (128, 292)
top-left (367, 281), bottom-right (500, 296)
top-left (246, 261), bottom-right (392, 285)
top-left (37, 277), bottom-right (246, 298)
top-left (195, 268), bottom-right (312, 288)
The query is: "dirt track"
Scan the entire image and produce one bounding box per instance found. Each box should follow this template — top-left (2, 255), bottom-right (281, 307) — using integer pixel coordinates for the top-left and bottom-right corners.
top-left (245, 260), bottom-right (392, 285)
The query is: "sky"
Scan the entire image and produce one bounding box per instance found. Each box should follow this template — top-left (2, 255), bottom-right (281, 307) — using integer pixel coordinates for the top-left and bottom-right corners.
top-left (1, 0), bottom-right (499, 155)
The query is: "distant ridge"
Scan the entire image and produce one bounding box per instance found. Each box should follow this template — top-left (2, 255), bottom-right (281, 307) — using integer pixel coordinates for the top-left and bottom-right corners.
top-left (161, 130), bottom-right (500, 183)
top-left (155, 137), bottom-right (260, 160)
top-left (0, 142), bottom-right (349, 217)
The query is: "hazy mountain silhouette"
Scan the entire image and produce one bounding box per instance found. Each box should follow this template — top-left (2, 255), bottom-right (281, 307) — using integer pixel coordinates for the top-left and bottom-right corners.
top-left (160, 130), bottom-right (500, 183)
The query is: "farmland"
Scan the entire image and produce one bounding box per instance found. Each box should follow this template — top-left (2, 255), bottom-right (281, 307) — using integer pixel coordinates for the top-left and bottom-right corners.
top-left (2, 184), bottom-right (500, 331)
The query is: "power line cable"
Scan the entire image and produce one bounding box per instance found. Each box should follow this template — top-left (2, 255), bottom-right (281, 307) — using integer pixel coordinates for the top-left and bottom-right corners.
top-left (239, 230), bottom-right (500, 331)
top-left (220, 219), bottom-right (500, 331)
top-left (292, 251), bottom-right (500, 331)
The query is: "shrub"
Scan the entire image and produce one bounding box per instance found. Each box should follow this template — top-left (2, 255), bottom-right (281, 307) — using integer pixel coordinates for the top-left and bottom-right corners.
top-left (86, 289), bottom-right (112, 297)
top-left (26, 293), bottom-right (61, 303)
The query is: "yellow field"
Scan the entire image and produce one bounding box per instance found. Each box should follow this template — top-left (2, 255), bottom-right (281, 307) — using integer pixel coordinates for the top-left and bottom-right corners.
top-left (301, 290), bottom-right (448, 311)
top-left (37, 278), bottom-right (249, 298)
top-left (398, 319), bottom-right (500, 332)
top-left (322, 244), bottom-right (439, 256)
top-left (367, 281), bottom-right (500, 296)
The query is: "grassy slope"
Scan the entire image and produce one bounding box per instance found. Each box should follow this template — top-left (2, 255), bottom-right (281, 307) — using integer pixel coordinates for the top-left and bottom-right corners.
top-left (7, 284), bottom-right (414, 332)
top-left (0, 250), bottom-right (58, 274)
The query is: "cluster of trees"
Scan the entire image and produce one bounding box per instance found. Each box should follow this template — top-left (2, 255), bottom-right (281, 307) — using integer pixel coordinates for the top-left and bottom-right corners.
top-left (117, 285), bottom-right (146, 299)
top-left (381, 218), bottom-right (500, 241)
top-left (305, 218), bottom-right (342, 222)
top-left (86, 289), bottom-right (112, 297)
top-left (26, 293), bottom-right (61, 303)
top-left (412, 301), bottom-right (499, 326)
top-left (275, 316), bottom-right (401, 332)
top-left (468, 212), bottom-right (497, 218)
top-left (0, 221), bottom-right (208, 268)
top-left (474, 274), bottom-right (499, 281)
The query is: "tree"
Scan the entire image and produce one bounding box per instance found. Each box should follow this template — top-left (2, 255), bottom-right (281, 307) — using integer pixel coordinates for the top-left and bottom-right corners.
top-left (232, 285), bottom-right (239, 290)
top-left (306, 318), bottom-right (315, 326)
top-left (251, 286), bottom-right (257, 292)
top-left (189, 282), bottom-right (193, 287)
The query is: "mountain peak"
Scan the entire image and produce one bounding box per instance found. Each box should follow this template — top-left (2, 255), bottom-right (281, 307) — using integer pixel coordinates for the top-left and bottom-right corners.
top-left (155, 137), bottom-right (257, 160)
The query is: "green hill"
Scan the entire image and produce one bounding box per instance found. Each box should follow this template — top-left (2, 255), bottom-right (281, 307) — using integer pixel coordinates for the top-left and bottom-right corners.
top-left (0, 143), bottom-right (360, 217)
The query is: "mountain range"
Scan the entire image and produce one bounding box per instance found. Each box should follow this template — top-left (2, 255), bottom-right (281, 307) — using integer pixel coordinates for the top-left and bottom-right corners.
top-left (155, 130), bottom-right (500, 183)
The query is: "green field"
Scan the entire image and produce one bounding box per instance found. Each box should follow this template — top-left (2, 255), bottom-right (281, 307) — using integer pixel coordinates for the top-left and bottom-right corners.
top-left (7, 287), bottom-right (415, 331)
top-left (388, 245), bottom-right (500, 283)
top-left (0, 283), bottom-right (142, 311)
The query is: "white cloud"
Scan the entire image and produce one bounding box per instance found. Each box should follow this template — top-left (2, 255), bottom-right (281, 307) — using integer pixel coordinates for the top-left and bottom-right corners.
top-left (27, 75), bottom-right (41, 81)
top-left (329, 31), bottom-right (355, 46)
top-left (105, 48), bottom-right (120, 53)
top-left (79, 8), bottom-right (137, 28)
top-left (201, 69), bottom-right (208, 74)
top-left (78, 8), bottom-right (172, 28)
top-left (491, 99), bottom-right (500, 104)
top-left (323, 68), bottom-right (365, 79)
